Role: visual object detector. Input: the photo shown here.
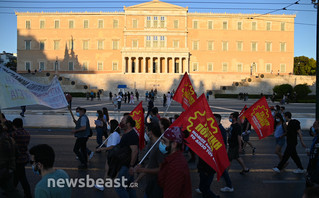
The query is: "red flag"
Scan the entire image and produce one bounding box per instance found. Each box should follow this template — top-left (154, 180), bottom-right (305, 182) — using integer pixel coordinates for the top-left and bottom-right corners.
top-left (243, 97), bottom-right (274, 140)
top-left (171, 94), bottom-right (229, 179)
top-left (172, 72), bottom-right (197, 110)
top-left (239, 105), bottom-right (247, 123)
top-left (130, 101), bottom-right (145, 150)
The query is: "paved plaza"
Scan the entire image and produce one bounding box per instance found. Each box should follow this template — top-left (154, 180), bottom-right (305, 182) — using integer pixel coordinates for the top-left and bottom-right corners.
top-left (1, 97), bottom-right (316, 198)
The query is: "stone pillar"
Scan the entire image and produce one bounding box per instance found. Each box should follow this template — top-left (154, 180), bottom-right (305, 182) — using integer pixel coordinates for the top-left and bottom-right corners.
top-left (128, 57), bottom-right (132, 73)
top-left (122, 56), bottom-right (126, 73)
top-left (143, 57), bottom-right (146, 73)
top-left (165, 57), bottom-right (168, 73)
top-left (157, 57), bottom-right (160, 73)
top-left (180, 57), bottom-right (183, 74)
top-left (173, 57), bottom-right (175, 73)
top-left (137, 57), bottom-right (140, 73)
top-left (151, 57), bottom-right (154, 73)
top-left (186, 56), bottom-right (189, 73)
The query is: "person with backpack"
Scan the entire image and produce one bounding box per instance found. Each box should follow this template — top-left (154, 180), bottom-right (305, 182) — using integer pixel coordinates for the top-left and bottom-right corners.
top-left (273, 112), bottom-right (307, 173)
top-left (274, 113), bottom-right (287, 162)
top-left (72, 107), bottom-right (92, 169)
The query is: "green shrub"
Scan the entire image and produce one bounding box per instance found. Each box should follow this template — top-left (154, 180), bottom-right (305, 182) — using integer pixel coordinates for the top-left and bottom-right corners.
top-left (273, 84), bottom-right (293, 99)
top-left (293, 84), bottom-right (311, 99)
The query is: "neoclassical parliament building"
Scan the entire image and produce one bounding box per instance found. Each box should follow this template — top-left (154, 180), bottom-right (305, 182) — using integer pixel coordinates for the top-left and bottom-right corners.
top-left (16, 0), bottom-right (297, 93)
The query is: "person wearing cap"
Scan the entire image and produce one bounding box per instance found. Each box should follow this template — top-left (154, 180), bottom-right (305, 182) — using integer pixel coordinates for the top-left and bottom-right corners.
top-left (158, 127), bottom-right (191, 198)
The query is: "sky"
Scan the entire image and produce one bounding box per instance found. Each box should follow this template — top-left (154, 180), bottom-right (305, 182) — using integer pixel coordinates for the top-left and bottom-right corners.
top-left (0, 0), bottom-right (317, 59)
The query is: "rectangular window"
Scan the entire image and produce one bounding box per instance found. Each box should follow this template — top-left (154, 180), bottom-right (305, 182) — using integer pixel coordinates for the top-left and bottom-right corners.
top-left (82, 62), bottom-right (88, 71)
top-left (193, 21), bottom-right (198, 29)
top-left (192, 41), bottom-right (199, 50)
top-left (207, 63), bottom-right (213, 72)
top-left (132, 40), bottom-right (138, 48)
top-left (25, 62), bottom-right (31, 71)
top-left (252, 21), bottom-right (257, 30)
top-left (237, 63), bottom-right (243, 72)
top-left (112, 62), bottom-right (118, 71)
top-left (237, 41), bottom-right (243, 51)
top-left (146, 36), bottom-right (151, 48)
top-left (39, 41), bottom-right (45, 50)
top-left (112, 40), bottom-right (119, 50)
top-left (222, 41), bottom-right (228, 51)
top-left (222, 63), bottom-right (228, 72)
top-left (266, 42), bottom-right (272, 52)
top-left (97, 62), bottom-right (103, 71)
top-left (84, 20), bottom-right (89, 29)
top-left (113, 19), bottom-right (119, 28)
top-left (54, 40), bottom-right (60, 50)
top-left (54, 20), bottom-right (60, 29)
top-left (98, 20), bottom-right (104, 29)
top-left (280, 64), bottom-right (286, 73)
top-left (68, 62), bottom-right (74, 71)
top-left (153, 16), bottom-right (158, 28)
top-left (265, 63), bottom-right (272, 73)
top-left (280, 42), bottom-right (286, 52)
top-left (192, 62), bottom-right (198, 71)
top-left (39, 61), bottom-right (45, 71)
top-left (69, 40), bottom-right (74, 50)
top-left (237, 21), bottom-right (242, 30)
top-left (69, 20), bottom-right (74, 29)
top-left (26, 20), bottom-right (31, 29)
top-left (174, 20), bottom-right (179, 29)
top-left (208, 21), bottom-right (213, 29)
top-left (223, 21), bottom-right (228, 30)
top-left (25, 40), bottom-right (31, 50)
top-left (160, 16), bottom-right (165, 28)
top-left (160, 36), bottom-right (165, 47)
top-left (83, 40), bottom-right (89, 50)
top-left (132, 19), bottom-right (137, 28)
top-left (281, 22), bottom-right (286, 31)
top-left (207, 41), bottom-right (214, 51)
top-left (146, 16), bottom-right (151, 28)
top-left (40, 20), bottom-right (45, 29)
top-left (251, 42), bottom-right (257, 52)
top-left (173, 40), bottom-right (179, 48)
top-left (266, 22), bottom-right (271, 31)
top-left (153, 36), bottom-right (158, 48)
top-left (98, 40), bottom-right (104, 50)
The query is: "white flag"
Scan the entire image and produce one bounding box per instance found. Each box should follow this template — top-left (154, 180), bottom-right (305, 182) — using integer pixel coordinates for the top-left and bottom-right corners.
top-left (0, 66), bottom-right (68, 109)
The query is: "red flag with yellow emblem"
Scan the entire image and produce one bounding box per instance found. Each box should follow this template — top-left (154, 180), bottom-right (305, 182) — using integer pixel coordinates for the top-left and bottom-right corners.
top-left (172, 72), bottom-right (197, 110)
top-left (239, 105), bottom-right (247, 123)
top-left (243, 97), bottom-right (274, 140)
top-left (130, 101), bottom-right (145, 150)
top-left (171, 94), bottom-right (229, 179)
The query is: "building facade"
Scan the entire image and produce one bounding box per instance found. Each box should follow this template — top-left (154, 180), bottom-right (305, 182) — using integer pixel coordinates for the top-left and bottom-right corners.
top-left (16, 0), bottom-right (295, 76)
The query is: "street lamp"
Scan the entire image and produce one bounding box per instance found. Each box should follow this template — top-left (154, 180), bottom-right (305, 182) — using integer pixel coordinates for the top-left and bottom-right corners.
top-left (311, 0), bottom-right (319, 119)
top-left (55, 57), bottom-right (58, 73)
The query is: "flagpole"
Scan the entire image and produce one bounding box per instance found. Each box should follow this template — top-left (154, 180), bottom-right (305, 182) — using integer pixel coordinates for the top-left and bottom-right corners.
top-left (68, 105), bottom-right (76, 123)
top-left (139, 130), bottom-right (166, 165)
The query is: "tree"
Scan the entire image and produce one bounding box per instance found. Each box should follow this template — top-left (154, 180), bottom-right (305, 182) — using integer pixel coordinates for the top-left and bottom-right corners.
top-left (294, 56), bottom-right (316, 75)
top-left (293, 84), bottom-right (311, 100)
top-left (5, 56), bottom-right (17, 71)
top-left (273, 84), bottom-right (293, 100)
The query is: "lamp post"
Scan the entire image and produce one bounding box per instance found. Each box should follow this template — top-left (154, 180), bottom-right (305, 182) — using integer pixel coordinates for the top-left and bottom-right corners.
top-left (311, 0), bottom-right (319, 119)
top-left (55, 56), bottom-right (58, 74)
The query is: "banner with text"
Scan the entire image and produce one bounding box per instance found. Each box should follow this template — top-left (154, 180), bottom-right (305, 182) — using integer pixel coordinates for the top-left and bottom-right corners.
top-left (171, 94), bottom-right (229, 179)
top-left (243, 97), bottom-right (274, 140)
top-left (130, 101), bottom-right (145, 150)
top-left (0, 66), bottom-right (68, 109)
top-left (172, 72), bottom-right (197, 110)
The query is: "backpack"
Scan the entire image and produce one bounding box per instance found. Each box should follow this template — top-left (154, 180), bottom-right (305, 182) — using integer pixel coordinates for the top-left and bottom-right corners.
top-left (107, 145), bottom-right (131, 178)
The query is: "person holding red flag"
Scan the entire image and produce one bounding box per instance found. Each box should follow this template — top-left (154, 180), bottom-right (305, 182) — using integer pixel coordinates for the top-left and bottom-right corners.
top-left (158, 127), bottom-right (191, 198)
top-left (129, 101), bottom-right (145, 150)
